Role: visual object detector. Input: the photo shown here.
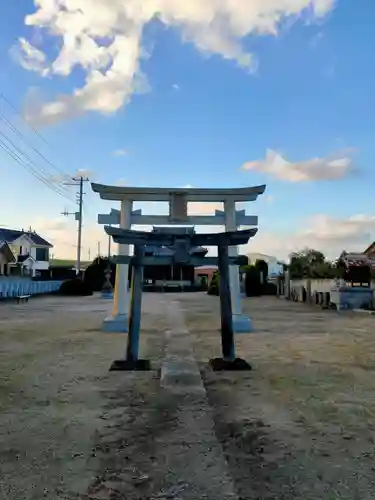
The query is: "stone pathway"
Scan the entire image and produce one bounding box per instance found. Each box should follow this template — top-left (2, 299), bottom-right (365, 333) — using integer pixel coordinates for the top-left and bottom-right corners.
top-left (158, 299), bottom-right (238, 500)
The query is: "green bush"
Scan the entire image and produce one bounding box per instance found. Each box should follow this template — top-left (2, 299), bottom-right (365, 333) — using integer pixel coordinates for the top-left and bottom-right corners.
top-left (255, 259), bottom-right (269, 282)
top-left (244, 266), bottom-right (262, 297)
top-left (261, 282), bottom-right (277, 295)
top-left (207, 271), bottom-right (219, 296)
top-left (197, 275), bottom-right (209, 291)
top-left (84, 257), bottom-right (117, 292)
top-left (59, 279), bottom-right (93, 296)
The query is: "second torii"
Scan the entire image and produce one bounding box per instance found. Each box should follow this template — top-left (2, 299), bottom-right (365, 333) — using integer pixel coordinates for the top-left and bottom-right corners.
top-left (104, 226), bottom-right (257, 371)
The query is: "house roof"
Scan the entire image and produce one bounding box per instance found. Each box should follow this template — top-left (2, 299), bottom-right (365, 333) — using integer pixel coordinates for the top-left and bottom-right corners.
top-left (339, 252), bottom-right (374, 267)
top-left (0, 241), bottom-right (16, 263)
top-left (363, 241), bottom-right (375, 254)
top-left (0, 228), bottom-right (53, 247)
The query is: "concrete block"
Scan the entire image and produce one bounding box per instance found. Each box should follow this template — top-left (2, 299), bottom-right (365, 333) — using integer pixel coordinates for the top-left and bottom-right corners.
top-left (233, 314), bottom-right (254, 333)
top-left (102, 314), bottom-right (128, 333)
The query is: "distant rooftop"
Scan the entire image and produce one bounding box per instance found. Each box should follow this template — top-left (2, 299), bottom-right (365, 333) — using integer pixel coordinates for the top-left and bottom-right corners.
top-left (0, 227), bottom-right (52, 247)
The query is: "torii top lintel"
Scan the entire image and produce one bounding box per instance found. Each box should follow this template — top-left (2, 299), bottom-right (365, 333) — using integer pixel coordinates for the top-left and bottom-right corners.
top-left (91, 182), bottom-right (266, 202)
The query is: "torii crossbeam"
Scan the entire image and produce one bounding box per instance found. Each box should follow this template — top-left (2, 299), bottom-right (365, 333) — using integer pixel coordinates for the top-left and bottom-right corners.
top-left (105, 227), bottom-right (257, 372)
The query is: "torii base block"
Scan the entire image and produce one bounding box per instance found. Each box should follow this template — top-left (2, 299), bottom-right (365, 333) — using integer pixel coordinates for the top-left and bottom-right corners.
top-left (233, 314), bottom-right (254, 333)
top-left (109, 359), bottom-right (151, 371)
top-left (209, 357), bottom-right (252, 371)
top-left (102, 314), bottom-right (128, 333)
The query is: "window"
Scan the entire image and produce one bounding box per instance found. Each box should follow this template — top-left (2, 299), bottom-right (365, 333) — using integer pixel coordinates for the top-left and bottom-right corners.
top-left (35, 247), bottom-right (49, 261)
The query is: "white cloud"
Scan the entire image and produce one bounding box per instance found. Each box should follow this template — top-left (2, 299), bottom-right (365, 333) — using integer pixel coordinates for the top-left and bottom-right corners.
top-left (31, 216), bottom-right (76, 256)
top-left (33, 210), bottom-right (374, 264)
top-left (245, 213), bottom-right (375, 261)
top-left (11, 37), bottom-right (49, 76)
top-left (32, 217), bottom-right (111, 260)
top-left (181, 185), bottom-right (223, 215)
top-left (172, 83), bottom-right (180, 90)
top-left (19, 0), bottom-right (335, 125)
top-left (309, 31), bottom-right (324, 48)
top-left (242, 148), bottom-right (355, 182)
top-left (264, 194), bottom-right (275, 203)
top-left (72, 168), bottom-right (94, 179)
top-left (113, 149), bottom-right (128, 157)
top-left (188, 202), bottom-right (223, 215)
top-left (33, 217), bottom-right (69, 234)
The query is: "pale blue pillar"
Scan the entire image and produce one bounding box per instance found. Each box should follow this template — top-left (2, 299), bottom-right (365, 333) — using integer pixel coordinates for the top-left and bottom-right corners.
top-left (103, 199), bottom-right (132, 332)
top-left (224, 199), bottom-right (253, 333)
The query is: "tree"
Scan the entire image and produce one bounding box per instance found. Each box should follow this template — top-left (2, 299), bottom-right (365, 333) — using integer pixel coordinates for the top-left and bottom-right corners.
top-left (207, 271), bottom-right (219, 295)
top-left (244, 265), bottom-right (262, 296)
top-left (84, 256), bottom-right (116, 291)
top-left (289, 248), bottom-right (329, 279)
top-left (255, 259), bottom-right (268, 282)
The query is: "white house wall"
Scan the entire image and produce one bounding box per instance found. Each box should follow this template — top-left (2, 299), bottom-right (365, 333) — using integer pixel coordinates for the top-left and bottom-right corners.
top-left (9, 235), bottom-right (50, 271)
top-left (9, 235), bottom-right (33, 256)
top-left (0, 253), bottom-right (7, 272)
top-left (30, 246), bottom-right (50, 270)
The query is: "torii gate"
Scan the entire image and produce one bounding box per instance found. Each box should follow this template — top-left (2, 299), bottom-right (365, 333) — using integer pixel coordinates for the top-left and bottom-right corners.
top-left (92, 183), bottom-right (266, 333)
top-left (105, 226), bottom-right (257, 371)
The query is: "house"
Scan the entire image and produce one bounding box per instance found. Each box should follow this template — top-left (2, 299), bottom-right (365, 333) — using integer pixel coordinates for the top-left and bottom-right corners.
top-left (0, 227), bottom-right (53, 277)
top-left (194, 265), bottom-right (217, 284)
top-left (363, 242), bottom-right (375, 263)
top-left (339, 245), bottom-right (375, 268)
top-left (246, 252), bottom-right (284, 276)
top-left (143, 226), bottom-right (207, 286)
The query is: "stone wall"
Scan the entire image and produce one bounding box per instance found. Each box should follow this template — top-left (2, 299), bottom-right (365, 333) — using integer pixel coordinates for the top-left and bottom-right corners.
top-left (289, 278), bottom-right (375, 306)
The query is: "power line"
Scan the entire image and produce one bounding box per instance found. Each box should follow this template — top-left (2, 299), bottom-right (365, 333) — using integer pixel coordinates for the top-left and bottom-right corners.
top-left (0, 93), bottom-right (49, 147)
top-left (0, 110), bottom-right (71, 180)
top-left (0, 135), bottom-right (71, 200)
top-left (0, 92), bottom-right (75, 200)
top-left (0, 130), bottom-right (74, 201)
top-left (0, 92), bottom-right (93, 262)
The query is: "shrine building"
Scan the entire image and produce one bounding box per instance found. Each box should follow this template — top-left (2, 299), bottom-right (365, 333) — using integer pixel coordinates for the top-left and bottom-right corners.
top-left (143, 226), bottom-right (207, 288)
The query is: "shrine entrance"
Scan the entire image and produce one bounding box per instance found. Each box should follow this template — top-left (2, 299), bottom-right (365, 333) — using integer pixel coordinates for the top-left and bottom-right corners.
top-left (92, 182), bottom-right (265, 333)
top-left (105, 226), bottom-right (257, 371)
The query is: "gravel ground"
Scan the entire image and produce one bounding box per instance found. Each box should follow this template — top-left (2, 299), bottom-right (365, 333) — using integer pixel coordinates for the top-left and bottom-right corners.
top-left (0, 294), bottom-right (171, 500)
top-left (1, 292), bottom-right (375, 500)
top-left (180, 293), bottom-right (375, 500)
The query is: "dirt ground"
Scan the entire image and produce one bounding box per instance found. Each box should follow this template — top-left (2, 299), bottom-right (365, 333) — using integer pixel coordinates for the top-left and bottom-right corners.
top-left (1, 292), bottom-right (375, 499)
top-left (180, 294), bottom-right (375, 500)
top-left (0, 294), bottom-right (176, 500)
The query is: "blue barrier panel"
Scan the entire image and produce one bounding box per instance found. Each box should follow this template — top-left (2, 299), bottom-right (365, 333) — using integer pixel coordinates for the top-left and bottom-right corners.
top-left (0, 279), bottom-right (63, 298)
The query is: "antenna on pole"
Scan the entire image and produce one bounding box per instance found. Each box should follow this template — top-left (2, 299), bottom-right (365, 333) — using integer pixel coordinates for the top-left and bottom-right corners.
top-left (62, 175), bottom-right (90, 276)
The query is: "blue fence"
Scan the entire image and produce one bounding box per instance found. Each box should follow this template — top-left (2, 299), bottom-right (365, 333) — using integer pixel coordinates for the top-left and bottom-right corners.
top-left (0, 279), bottom-right (63, 299)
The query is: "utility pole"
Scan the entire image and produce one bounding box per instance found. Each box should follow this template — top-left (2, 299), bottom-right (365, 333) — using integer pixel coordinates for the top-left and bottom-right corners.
top-left (97, 240), bottom-right (101, 257)
top-left (62, 175), bottom-right (89, 276)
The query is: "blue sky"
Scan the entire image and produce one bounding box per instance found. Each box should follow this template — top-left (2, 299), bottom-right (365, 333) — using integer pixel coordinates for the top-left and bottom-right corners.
top-left (0, 0), bottom-right (374, 260)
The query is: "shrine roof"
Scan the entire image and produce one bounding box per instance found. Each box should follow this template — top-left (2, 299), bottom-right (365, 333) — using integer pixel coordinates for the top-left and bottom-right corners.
top-left (144, 245), bottom-right (207, 256)
top-left (151, 226), bottom-right (195, 234)
top-left (91, 182), bottom-right (266, 202)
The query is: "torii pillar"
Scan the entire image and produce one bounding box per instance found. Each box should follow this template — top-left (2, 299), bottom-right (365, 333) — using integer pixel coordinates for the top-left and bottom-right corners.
top-left (103, 199), bottom-right (132, 332)
top-left (224, 199), bottom-right (253, 332)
